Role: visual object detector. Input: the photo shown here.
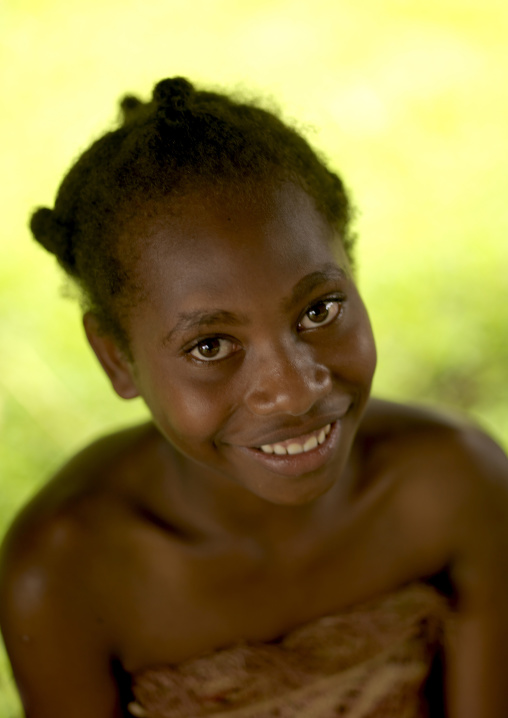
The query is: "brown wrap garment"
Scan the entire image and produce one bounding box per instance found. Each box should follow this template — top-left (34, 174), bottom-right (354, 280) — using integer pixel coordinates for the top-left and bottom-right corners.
top-left (128, 583), bottom-right (449, 718)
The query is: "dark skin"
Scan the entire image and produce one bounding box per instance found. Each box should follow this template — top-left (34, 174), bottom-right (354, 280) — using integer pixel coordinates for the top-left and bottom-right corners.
top-left (1, 182), bottom-right (508, 718)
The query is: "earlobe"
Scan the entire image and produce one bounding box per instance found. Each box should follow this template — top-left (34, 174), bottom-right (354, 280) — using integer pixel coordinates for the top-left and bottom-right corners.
top-left (83, 313), bottom-right (140, 399)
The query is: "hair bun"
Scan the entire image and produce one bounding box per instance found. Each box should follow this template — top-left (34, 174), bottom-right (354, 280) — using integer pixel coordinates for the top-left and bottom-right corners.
top-left (152, 77), bottom-right (194, 112)
top-left (30, 207), bottom-right (75, 269)
top-left (120, 94), bottom-right (143, 124)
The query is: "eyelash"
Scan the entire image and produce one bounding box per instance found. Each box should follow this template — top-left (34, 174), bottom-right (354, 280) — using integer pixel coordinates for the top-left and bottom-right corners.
top-left (187, 336), bottom-right (240, 363)
top-left (297, 295), bottom-right (344, 331)
top-left (185, 295), bottom-right (345, 364)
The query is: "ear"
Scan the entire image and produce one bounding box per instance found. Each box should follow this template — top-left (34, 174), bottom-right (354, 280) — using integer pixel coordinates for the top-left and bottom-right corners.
top-left (83, 313), bottom-right (140, 399)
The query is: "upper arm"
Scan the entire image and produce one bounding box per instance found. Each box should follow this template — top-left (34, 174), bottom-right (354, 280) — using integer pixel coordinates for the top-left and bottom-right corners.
top-left (445, 573), bottom-right (508, 718)
top-left (443, 430), bottom-right (508, 718)
top-left (0, 513), bottom-right (125, 718)
top-left (397, 425), bottom-right (508, 718)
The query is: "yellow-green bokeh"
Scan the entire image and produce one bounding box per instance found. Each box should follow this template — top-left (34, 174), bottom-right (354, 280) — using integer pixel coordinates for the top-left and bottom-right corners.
top-left (1, 1), bottom-right (508, 714)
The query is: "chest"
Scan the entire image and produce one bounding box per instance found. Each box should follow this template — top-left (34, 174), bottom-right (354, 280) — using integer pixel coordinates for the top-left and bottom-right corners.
top-left (104, 502), bottom-right (417, 673)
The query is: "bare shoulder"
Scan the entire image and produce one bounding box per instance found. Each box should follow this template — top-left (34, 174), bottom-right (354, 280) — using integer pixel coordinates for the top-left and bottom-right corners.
top-left (2, 420), bottom-right (155, 540)
top-left (358, 404), bottom-right (508, 716)
top-left (358, 397), bottom-right (508, 576)
top-left (0, 422), bottom-right (165, 716)
top-left (0, 421), bottom-right (162, 649)
top-left (360, 396), bottom-right (507, 475)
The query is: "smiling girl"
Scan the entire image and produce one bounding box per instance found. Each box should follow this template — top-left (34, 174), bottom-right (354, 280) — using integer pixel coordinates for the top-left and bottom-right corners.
top-left (1, 77), bottom-right (508, 718)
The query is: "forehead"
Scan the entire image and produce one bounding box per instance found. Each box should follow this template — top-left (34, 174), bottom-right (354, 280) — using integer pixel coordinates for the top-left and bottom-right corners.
top-left (129, 182), bottom-right (349, 308)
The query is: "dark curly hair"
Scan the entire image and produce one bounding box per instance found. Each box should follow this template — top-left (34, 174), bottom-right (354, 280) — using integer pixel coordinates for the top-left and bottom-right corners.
top-left (30, 77), bottom-right (355, 352)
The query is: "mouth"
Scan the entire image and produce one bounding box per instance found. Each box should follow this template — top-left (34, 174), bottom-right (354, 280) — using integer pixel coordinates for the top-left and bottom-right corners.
top-left (237, 420), bottom-right (342, 478)
top-left (256, 423), bottom-right (332, 456)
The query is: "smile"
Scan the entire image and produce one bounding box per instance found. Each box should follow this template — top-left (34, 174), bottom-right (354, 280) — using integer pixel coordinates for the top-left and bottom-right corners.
top-left (238, 420), bottom-right (342, 479)
top-left (258, 424), bottom-right (332, 455)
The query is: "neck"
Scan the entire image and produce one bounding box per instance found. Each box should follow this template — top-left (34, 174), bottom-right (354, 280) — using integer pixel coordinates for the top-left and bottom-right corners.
top-left (166, 446), bottom-right (355, 550)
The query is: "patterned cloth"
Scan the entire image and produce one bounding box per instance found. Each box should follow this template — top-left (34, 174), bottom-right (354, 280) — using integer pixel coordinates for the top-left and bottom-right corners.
top-left (128, 583), bottom-right (448, 718)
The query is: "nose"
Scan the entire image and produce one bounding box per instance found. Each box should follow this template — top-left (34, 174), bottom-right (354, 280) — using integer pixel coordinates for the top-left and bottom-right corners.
top-left (244, 340), bottom-right (332, 417)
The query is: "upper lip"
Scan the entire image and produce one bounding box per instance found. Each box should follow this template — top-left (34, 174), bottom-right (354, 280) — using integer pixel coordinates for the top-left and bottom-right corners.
top-left (229, 404), bottom-right (352, 449)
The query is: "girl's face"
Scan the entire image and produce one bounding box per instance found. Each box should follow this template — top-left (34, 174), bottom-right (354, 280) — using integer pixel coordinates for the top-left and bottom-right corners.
top-left (120, 182), bottom-right (376, 505)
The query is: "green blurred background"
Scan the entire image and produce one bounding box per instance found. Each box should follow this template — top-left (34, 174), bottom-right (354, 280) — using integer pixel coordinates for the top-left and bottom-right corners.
top-left (1, 0), bottom-right (507, 713)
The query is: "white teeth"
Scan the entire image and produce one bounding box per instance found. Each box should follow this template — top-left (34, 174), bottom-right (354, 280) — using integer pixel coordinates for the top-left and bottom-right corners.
top-left (257, 424), bottom-right (333, 456)
top-left (318, 424), bottom-right (331, 445)
top-left (287, 443), bottom-right (304, 455)
top-left (303, 435), bottom-right (318, 452)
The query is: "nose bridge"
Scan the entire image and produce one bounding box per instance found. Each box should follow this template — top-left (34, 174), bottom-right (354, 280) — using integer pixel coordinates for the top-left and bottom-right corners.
top-left (244, 338), bottom-right (332, 417)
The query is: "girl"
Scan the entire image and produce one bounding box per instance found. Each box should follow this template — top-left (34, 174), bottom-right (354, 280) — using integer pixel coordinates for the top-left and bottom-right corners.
top-left (1, 77), bottom-right (508, 718)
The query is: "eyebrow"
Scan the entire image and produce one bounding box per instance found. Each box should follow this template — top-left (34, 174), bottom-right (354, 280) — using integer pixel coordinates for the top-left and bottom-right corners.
top-left (282, 265), bottom-right (347, 313)
top-left (161, 310), bottom-right (247, 347)
top-left (161, 264), bottom-right (347, 347)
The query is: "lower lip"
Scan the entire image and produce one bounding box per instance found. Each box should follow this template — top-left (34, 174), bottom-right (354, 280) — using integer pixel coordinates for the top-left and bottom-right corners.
top-left (237, 421), bottom-right (342, 478)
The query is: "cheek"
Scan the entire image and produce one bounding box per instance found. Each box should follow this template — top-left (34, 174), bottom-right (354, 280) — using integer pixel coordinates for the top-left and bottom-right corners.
top-left (353, 315), bottom-right (377, 379)
top-left (331, 309), bottom-right (377, 387)
top-left (359, 339), bottom-right (377, 393)
top-left (139, 364), bottom-right (233, 445)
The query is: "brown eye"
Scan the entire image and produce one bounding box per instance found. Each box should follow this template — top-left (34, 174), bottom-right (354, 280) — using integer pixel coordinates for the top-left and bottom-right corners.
top-left (189, 337), bottom-right (237, 362)
top-left (299, 300), bottom-right (340, 330)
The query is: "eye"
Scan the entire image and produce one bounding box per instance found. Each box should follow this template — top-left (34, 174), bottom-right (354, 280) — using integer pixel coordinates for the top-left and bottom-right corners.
top-left (188, 337), bottom-right (239, 362)
top-left (299, 299), bottom-right (341, 330)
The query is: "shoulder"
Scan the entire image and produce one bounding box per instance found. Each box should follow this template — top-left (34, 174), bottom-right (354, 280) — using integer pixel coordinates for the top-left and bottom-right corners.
top-left (357, 398), bottom-right (508, 574)
top-left (0, 421), bottom-right (162, 640)
top-left (0, 422), bottom-right (187, 714)
top-left (358, 406), bottom-right (508, 716)
top-left (359, 397), bottom-right (507, 475)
